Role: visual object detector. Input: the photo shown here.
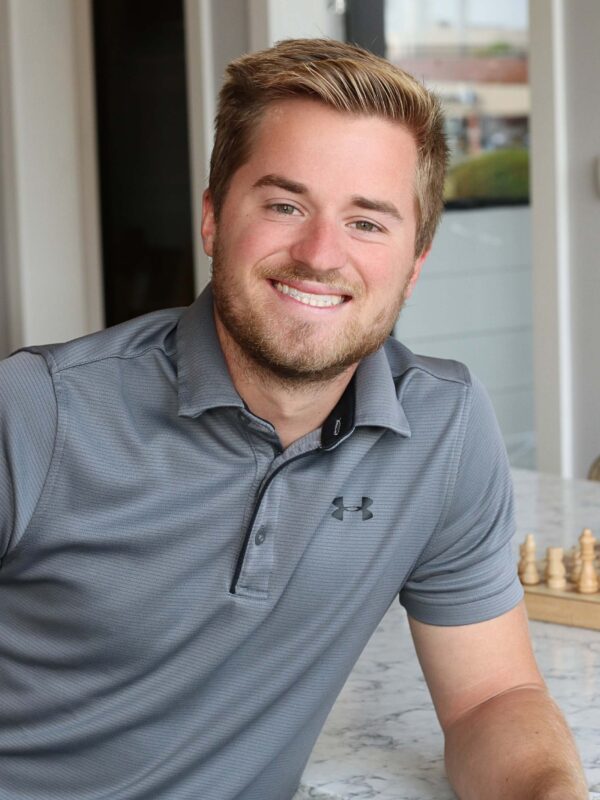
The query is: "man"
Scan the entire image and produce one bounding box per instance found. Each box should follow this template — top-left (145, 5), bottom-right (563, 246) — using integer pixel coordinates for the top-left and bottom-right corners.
top-left (0, 38), bottom-right (587, 800)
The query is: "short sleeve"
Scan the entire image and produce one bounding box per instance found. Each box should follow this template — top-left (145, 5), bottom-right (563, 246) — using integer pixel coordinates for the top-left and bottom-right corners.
top-left (0, 351), bottom-right (57, 558)
top-left (400, 375), bottom-right (523, 625)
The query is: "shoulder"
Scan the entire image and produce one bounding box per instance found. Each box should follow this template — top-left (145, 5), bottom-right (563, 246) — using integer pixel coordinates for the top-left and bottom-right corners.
top-left (0, 351), bottom-right (57, 452)
top-left (383, 336), bottom-right (471, 389)
top-left (28, 307), bottom-right (184, 375)
top-left (383, 337), bottom-right (497, 419)
top-left (381, 337), bottom-right (502, 470)
top-left (0, 351), bottom-right (57, 436)
top-left (0, 348), bottom-right (55, 398)
top-left (0, 351), bottom-right (58, 555)
top-left (382, 337), bottom-right (484, 433)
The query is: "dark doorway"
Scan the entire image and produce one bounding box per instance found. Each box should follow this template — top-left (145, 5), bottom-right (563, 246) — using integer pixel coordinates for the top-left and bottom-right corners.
top-left (93, 0), bottom-right (196, 327)
top-left (345, 0), bottom-right (385, 57)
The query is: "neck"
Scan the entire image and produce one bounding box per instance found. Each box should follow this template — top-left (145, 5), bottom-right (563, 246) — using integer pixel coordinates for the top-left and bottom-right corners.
top-left (214, 315), bottom-right (357, 449)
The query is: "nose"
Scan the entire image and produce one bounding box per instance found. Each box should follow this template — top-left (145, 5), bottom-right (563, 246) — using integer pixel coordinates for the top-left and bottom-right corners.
top-left (289, 215), bottom-right (347, 273)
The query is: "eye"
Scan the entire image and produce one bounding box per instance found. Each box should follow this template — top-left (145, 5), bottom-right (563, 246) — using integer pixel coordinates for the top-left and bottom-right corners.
top-left (351, 219), bottom-right (383, 233)
top-left (269, 203), bottom-right (299, 216)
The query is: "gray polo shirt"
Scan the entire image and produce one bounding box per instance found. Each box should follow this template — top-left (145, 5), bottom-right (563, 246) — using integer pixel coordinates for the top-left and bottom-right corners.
top-left (0, 286), bottom-right (522, 800)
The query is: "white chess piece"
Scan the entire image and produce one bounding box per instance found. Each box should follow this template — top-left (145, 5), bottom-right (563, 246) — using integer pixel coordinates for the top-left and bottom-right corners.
top-left (521, 534), bottom-right (540, 585)
top-left (577, 528), bottom-right (599, 594)
top-left (547, 547), bottom-right (567, 590)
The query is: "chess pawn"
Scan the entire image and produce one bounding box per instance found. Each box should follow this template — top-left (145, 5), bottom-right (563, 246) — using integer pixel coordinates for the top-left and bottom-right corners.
top-left (521, 534), bottom-right (540, 585)
top-left (546, 547), bottom-right (567, 590)
top-left (577, 528), bottom-right (599, 594)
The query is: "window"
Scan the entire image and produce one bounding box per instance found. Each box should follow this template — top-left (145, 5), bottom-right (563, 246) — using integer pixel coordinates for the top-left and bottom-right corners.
top-left (346, 0), bottom-right (530, 206)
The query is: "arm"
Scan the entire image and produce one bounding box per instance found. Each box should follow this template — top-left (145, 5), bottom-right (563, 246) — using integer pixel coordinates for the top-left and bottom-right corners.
top-left (409, 602), bottom-right (588, 800)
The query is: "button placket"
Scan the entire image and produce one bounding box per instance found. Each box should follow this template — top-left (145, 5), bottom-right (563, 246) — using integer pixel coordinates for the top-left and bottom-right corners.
top-left (235, 503), bottom-right (275, 598)
top-left (230, 431), bottom-right (320, 597)
top-left (231, 412), bottom-right (279, 598)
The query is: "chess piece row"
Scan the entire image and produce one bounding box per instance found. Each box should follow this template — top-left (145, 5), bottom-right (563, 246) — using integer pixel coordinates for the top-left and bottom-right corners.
top-left (518, 528), bottom-right (599, 594)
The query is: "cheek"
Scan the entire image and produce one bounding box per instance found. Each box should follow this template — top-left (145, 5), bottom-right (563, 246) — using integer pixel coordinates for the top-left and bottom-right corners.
top-left (231, 222), bottom-right (297, 268)
top-left (361, 255), bottom-right (409, 295)
top-left (364, 270), bottom-right (413, 316)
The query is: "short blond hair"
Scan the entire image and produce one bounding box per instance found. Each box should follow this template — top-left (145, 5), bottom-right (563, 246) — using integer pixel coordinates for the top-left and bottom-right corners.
top-left (209, 38), bottom-right (448, 257)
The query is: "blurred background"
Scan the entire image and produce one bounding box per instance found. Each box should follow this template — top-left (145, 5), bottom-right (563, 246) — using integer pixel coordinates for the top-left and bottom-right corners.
top-left (0, 0), bottom-right (598, 478)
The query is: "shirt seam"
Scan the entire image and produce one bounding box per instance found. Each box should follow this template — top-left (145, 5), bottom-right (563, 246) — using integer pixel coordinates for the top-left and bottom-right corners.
top-left (393, 361), bottom-right (471, 390)
top-left (5, 351), bottom-right (63, 557)
top-left (50, 343), bottom-right (177, 375)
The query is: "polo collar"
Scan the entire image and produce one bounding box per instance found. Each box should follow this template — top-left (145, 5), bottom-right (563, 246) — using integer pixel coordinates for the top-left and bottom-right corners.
top-left (320, 344), bottom-right (411, 449)
top-left (354, 345), bottom-right (411, 437)
top-left (176, 285), bottom-right (411, 439)
top-left (176, 285), bottom-right (244, 417)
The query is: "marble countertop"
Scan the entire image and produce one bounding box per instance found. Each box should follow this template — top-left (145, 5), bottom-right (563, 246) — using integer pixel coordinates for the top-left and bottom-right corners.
top-left (296, 470), bottom-right (600, 799)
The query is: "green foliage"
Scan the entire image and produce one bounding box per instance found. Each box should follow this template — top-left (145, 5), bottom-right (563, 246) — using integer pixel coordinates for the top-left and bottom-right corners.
top-left (473, 40), bottom-right (516, 57)
top-left (445, 148), bottom-right (529, 202)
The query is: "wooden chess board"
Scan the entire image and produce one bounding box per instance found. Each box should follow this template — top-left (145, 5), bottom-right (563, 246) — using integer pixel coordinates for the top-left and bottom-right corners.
top-left (523, 578), bottom-right (600, 631)
top-left (520, 534), bottom-right (600, 630)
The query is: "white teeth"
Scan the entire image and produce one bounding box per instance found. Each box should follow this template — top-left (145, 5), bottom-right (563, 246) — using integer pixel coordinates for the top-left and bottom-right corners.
top-left (274, 282), bottom-right (345, 308)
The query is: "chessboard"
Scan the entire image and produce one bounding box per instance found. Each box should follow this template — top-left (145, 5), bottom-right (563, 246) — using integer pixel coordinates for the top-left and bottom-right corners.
top-left (519, 529), bottom-right (600, 631)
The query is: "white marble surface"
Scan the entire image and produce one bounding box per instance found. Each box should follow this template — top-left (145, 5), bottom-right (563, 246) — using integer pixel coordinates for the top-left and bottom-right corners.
top-left (296, 470), bottom-right (600, 799)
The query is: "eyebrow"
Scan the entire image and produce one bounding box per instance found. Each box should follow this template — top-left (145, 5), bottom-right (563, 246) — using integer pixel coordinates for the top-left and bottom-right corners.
top-left (252, 173), bottom-right (403, 222)
top-left (252, 174), bottom-right (308, 194)
top-left (351, 195), bottom-right (403, 222)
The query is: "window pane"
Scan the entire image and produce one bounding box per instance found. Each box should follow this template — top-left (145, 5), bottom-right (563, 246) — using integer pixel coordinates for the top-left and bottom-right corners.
top-left (385, 0), bottom-right (529, 206)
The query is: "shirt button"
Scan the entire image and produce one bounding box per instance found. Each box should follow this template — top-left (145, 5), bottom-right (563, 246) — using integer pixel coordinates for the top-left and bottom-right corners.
top-left (254, 529), bottom-right (267, 546)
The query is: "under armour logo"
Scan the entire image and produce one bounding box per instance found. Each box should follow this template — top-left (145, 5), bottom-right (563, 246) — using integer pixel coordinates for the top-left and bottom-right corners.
top-left (331, 496), bottom-right (374, 521)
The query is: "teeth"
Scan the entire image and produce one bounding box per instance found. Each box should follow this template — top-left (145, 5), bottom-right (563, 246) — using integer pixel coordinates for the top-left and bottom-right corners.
top-left (274, 282), bottom-right (345, 308)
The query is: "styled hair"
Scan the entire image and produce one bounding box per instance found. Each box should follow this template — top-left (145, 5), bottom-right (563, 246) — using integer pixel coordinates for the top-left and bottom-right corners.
top-left (209, 38), bottom-right (448, 257)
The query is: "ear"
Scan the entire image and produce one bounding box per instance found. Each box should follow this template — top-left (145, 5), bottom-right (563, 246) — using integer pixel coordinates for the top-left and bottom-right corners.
top-left (201, 190), bottom-right (216, 257)
top-left (404, 247), bottom-right (430, 301)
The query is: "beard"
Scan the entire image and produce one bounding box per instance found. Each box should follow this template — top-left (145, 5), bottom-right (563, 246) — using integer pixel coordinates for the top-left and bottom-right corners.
top-left (211, 236), bottom-right (411, 386)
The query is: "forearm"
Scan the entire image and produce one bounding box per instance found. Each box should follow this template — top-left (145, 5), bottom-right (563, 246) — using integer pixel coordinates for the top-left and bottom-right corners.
top-left (444, 685), bottom-right (588, 800)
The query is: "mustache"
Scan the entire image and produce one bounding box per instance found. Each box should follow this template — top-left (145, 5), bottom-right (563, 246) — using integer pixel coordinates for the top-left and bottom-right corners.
top-left (258, 264), bottom-right (360, 296)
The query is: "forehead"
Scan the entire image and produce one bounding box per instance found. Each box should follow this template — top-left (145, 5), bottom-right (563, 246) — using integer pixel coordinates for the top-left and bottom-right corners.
top-left (240, 98), bottom-right (418, 198)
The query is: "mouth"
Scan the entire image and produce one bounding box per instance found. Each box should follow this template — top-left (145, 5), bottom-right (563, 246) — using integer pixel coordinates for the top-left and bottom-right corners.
top-left (271, 280), bottom-right (349, 309)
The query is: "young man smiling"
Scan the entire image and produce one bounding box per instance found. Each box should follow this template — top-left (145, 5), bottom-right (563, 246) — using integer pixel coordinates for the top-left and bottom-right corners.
top-left (205, 96), bottom-right (425, 447)
top-left (0, 39), bottom-right (588, 800)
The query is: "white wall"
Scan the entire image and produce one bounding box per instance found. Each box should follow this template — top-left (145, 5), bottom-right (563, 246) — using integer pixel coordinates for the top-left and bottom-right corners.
top-left (564, 2), bottom-right (600, 478)
top-left (185, 0), bottom-right (252, 293)
top-left (396, 207), bottom-right (535, 469)
top-left (0, 68), bottom-right (10, 358)
top-left (530, 0), bottom-right (600, 478)
top-left (247, 0), bottom-right (344, 50)
top-left (0, 254), bottom-right (9, 357)
top-left (0, 0), bottom-right (102, 354)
